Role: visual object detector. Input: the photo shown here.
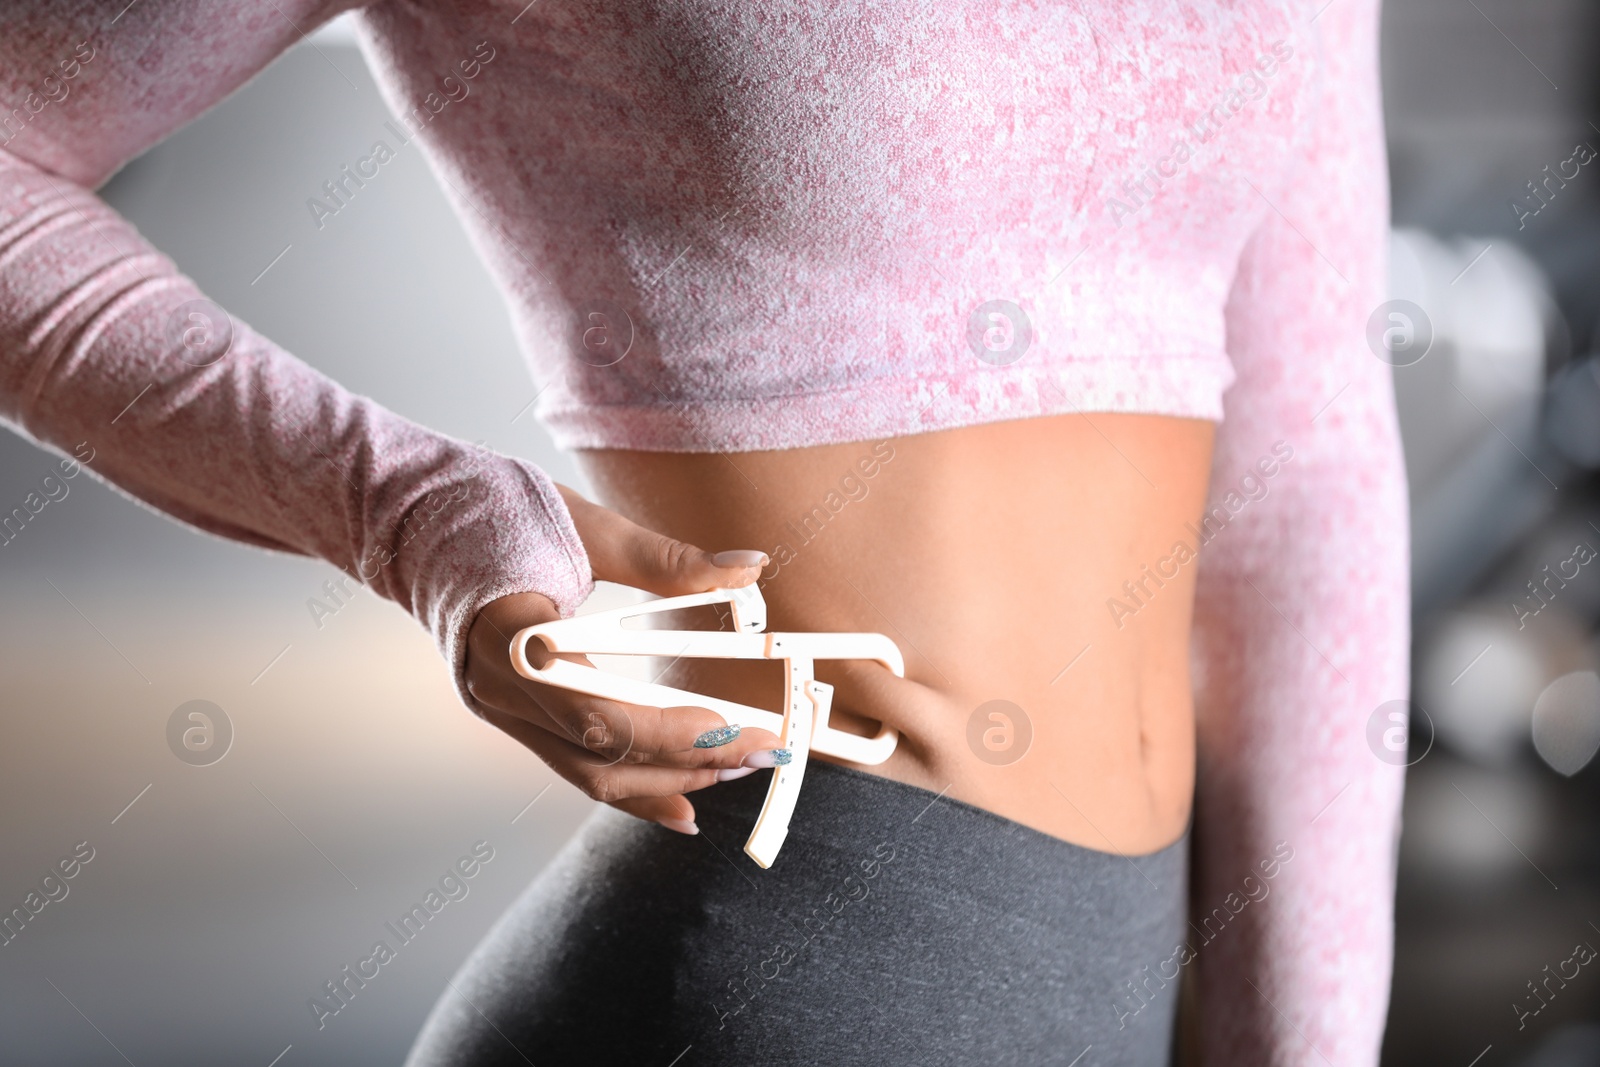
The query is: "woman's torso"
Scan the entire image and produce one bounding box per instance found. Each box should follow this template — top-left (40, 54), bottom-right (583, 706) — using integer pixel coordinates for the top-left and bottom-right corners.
top-left (580, 413), bottom-right (1214, 854)
top-left (350, 0), bottom-right (1316, 849)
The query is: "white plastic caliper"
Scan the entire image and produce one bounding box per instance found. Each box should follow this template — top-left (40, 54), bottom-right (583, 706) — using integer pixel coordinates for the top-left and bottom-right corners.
top-left (509, 584), bottom-right (904, 868)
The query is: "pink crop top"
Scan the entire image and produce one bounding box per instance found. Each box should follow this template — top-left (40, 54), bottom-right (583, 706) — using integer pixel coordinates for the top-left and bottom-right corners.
top-left (0, 1), bottom-right (1410, 1062)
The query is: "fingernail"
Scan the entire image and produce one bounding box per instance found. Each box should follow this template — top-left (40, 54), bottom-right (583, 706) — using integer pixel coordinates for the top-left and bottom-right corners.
top-left (713, 549), bottom-right (769, 568)
top-left (694, 724), bottom-right (741, 749)
top-left (716, 765), bottom-right (758, 782)
top-left (742, 748), bottom-right (793, 768)
top-left (659, 817), bottom-right (699, 835)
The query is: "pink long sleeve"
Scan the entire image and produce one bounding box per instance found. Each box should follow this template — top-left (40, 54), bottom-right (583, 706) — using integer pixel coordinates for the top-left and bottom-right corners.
top-left (0, 2), bottom-right (593, 707)
top-left (1189, 0), bottom-right (1409, 1061)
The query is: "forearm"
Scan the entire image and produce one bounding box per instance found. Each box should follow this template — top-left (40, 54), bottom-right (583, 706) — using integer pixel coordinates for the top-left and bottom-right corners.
top-left (1189, 431), bottom-right (1410, 1063)
top-left (0, 145), bottom-right (593, 701)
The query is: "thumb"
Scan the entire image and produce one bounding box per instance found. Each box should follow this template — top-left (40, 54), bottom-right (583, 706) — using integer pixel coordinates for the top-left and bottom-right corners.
top-left (558, 485), bottom-right (769, 596)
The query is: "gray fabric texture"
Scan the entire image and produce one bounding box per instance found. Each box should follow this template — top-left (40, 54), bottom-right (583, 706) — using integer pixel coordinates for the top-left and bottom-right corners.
top-left (406, 761), bottom-right (1189, 1066)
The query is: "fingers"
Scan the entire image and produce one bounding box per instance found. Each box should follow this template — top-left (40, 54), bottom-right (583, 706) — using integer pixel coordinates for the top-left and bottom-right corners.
top-left (483, 705), bottom-right (721, 801)
top-left (481, 707), bottom-right (722, 832)
top-left (556, 484), bottom-right (768, 596)
top-left (464, 496), bottom-right (785, 837)
top-left (610, 794), bottom-right (698, 834)
top-left (470, 657), bottom-right (784, 770)
top-left (465, 588), bottom-right (783, 771)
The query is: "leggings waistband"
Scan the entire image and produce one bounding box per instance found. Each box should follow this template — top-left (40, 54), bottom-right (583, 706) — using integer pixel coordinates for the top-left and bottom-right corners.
top-left (698, 757), bottom-right (1188, 872)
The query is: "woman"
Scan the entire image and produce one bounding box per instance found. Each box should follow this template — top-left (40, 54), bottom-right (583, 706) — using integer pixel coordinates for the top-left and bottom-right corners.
top-left (0, 0), bottom-right (1408, 1063)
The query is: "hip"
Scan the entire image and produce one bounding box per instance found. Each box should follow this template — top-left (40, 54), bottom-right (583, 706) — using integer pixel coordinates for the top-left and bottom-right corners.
top-left (405, 761), bottom-right (1191, 1067)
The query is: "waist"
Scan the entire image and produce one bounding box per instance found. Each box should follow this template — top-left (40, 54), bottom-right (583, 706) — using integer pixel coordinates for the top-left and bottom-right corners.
top-left (576, 411), bottom-right (1215, 853)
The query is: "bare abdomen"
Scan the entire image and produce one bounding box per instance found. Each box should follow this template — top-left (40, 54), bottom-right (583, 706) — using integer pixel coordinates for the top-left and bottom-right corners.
top-left (577, 411), bottom-right (1215, 854)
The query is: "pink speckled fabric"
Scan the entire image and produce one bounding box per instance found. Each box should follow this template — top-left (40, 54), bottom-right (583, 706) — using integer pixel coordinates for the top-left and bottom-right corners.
top-left (0, 1), bottom-right (1408, 1063)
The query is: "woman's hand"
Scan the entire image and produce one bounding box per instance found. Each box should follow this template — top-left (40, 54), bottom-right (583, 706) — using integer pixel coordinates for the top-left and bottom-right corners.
top-left (462, 485), bottom-right (783, 835)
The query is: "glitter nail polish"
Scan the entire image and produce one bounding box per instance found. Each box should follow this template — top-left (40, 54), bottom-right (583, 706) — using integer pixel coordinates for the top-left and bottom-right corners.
top-left (694, 724), bottom-right (741, 748)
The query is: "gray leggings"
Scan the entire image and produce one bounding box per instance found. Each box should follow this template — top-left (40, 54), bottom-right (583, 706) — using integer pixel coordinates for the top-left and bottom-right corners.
top-left (405, 762), bottom-right (1189, 1067)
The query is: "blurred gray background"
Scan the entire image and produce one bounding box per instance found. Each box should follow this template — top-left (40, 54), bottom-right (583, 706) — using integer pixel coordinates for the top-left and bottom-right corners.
top-left (5, 1), bottom-right (1600, 1064)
